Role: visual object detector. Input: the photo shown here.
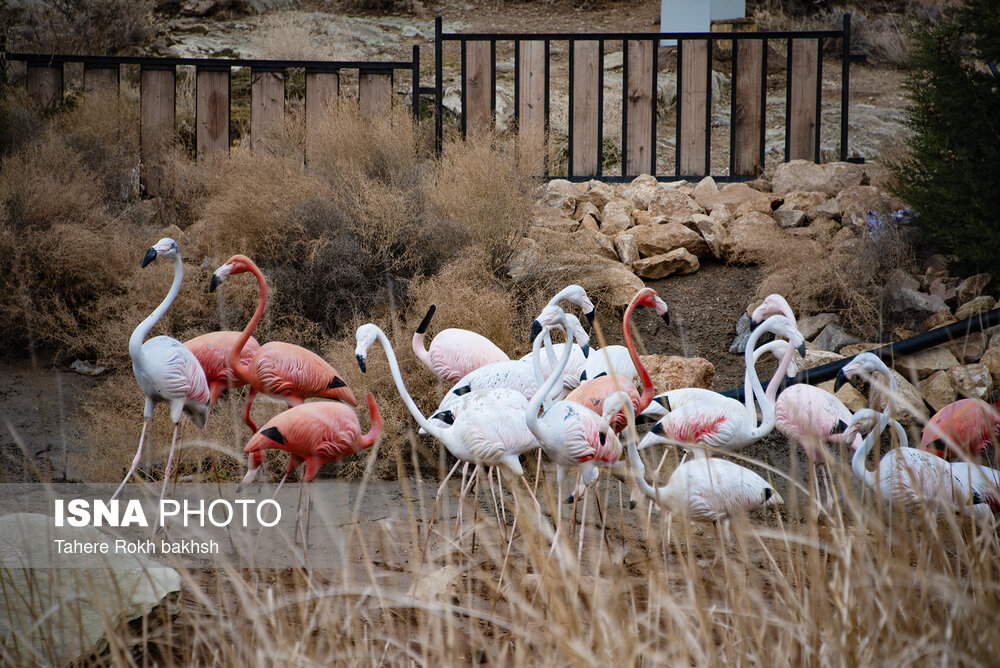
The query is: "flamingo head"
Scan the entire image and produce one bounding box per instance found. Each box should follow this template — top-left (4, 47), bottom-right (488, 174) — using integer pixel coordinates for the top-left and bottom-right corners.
top-left (755, 314), bottom-right (806, 359)
top-left (141, 238), bottom-right (179, 268)
top-left (531, 285), bottom-right (595, 342)
top-left (354, 323), bottom-right (381, 373)
top-left (841, 407), bottom-right (882, 445)
top-left (750, 293), bottom-right (794, 326)
top-left (209, 255), bottom-right (254, 292)
top-left (633, 288), bottom-right (670, 325)
top-left (834, 352), bottom-right (887, 392)
top-left (562, 284), bottom-right (596, 327)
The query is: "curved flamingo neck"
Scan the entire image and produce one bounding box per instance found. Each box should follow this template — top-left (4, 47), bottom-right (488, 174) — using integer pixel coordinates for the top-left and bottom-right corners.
top-left (623, 297), bottom-right (654, 413)
top-left (526, 322), bottom-right (575, 444)
top-left (129, 252), bottom-right (183, 365)
top-left (744, 324), bottom-right (789, 439)
top-left (228, 260), bottom-right (268, 382)
top-left (851, 410), bottom-right (881, 488)
top-left (372, 327), bottom-right (447, 443)
top-left (359, 393), bottom-right (383, 449)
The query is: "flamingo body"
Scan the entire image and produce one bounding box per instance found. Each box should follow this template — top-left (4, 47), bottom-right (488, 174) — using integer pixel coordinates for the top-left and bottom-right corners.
top-left (919, 397), bottom-right (1000, 459)
top-left (243, 341), bottom-right (354, 404)
top-left (446, 359), bottom-right (543, 402)
top-left (774, 384), bottom-right (860, 462)
top-left (424, 387), bottom-right (530, 433)
top-left (566, 375), bottom-right (640, 432)
top-left (579, 345), bottom-right (636, 383)
top-left (134, 335), bottom-right (211, 427)
top-left (950, 462), bottom-right (1000, 513)
top-left (184, 331), bottom-right (260, 404)
top-left (412, 306), bottom-right (510, 385)
top-left (245, 394), bottom-right (382, 481)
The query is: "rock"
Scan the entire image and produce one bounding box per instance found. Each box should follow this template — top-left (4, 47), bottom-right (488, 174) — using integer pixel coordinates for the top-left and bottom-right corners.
top-left (869, 369), bottom-right (927, 429)
top-left (777, 190), bottom-right (828, 214)
top-left (890, 288), bottom-right (948, 319)
top-left (409, 565), bottom-right (462, 602)
top-left (532, 207), bottom-right (580, 232)
top-left (796, 313), bottom-right (840, 341)
top-left (576, 179), bottom-right (616, 210)
top-left (0, 513), bottom-right (181, 666)
top-left (690, 214), bottom-right (725, 259)
top-left (729, 313), bottom-right (753, 354)
top-left (722, 211), bottom-right (781, 262)
top-left (812, 323), bottom-right (862, 353)
top-left (709, 205), bottom-right (734, 225)
top-left (641, 354), bottom-right (715, 390)
top-left (808, 198), bottom-right (841, 221)
top-left (957, 273), bottom-right (992, 305)
top-left (838, 343), bottom-right (881, 357)
top-left (733, 195), bottom-right (777, 217)
top-left (593, 233), bottom-right (619, 261)
top-left (647, 188), bottom-right (705, 223)
top-left (692, 176), bottom-right (719, 210)
top-left (928, 277), bottom-right (958, 306)
top-left (579, 213), bottom-right (600, 233)
top-left (979, 347), bottom-right (1000, 388)
top-left (798, 217), bottom-right (839, 244)
top-left (613, 233), bottom-right (638, 267)
top-left (948, 332), bottom-right (987, 364)
top-left (836, 185), bottom-right (906, 229)
top-left (633, 248), bottom-right (700, 279)
top-left (798, 348), bottom-right (845, 371)
top-left (955, 295), bottom-right (996, 321)
top-left (925, 254), bottom-right (950, 280)
top-left (619, 174), bottom-right (659, 209)
top-left (573, 201), bottom-right (601, 222)
top-left (896, 347), bottom-right (961, 380)
top-left (704, 182), bottom-right (774, 214)
top-left (920, 307), bottom-right (956, 332)
top-left (538, 179), bottom-right (582, 215)
top-left (600, 200), bottom-right (634, 236)
top-left (771, 160), bottom-right (867, 196)
top-left (920, 371), bottom-right (957, 413)
top-left (631, 222), bottom-right (710, 258)
top-left (817, 379), bottom-right (868, 412)
top-left (890, 268), bottom-right (920, 293)
top-left (594, 263), bottom-right (649, 308)
top-left (831, 226), bottom-right (858, 250)
top-left (631, 210), bottom-right (652, 226)
top-left (948, 363), bottom-right (993, 400)
top-left (773, 209), bottom-right (806, 228)
top-left (70, 360), bottom-right (105, 376)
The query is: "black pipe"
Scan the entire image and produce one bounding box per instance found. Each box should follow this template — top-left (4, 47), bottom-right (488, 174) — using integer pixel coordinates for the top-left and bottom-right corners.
top-left (721, 307), bottom-right (1000, 401)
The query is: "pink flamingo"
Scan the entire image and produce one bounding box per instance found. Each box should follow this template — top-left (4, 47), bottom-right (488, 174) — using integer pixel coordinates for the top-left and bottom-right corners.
top-left (638, 315), bottom-right (805, 457)
top-left (113, 238), bottom-right (210, 502)
top-left (244, 394), bottom-right (382, 548)
top-left (565, 288), bottom-right (669, 433)
top-left (750, 293), bottom-right (863, 508)
top-left (184, 331), bottom-right (260, 407)
top-left (525, 309), bottom-right (621, 559)
top-left (356, 322), bottom-right (544, 560)
top-left (411, 304), bottom-right (509, 384)
top-left (209, 255), bottom-right (357, 488)
top-left (919, 396), bottom-right (1000, 460)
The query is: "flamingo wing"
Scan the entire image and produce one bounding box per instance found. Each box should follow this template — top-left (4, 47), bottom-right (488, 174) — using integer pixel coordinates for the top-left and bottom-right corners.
top-left (253, 342), bottom-right (356, 405)
top-left (186, 331), bottom-right (260, 387)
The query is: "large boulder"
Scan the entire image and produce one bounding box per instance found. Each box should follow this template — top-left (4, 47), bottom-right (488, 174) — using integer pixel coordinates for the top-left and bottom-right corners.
top-left (955, 295), bottom-right (996, 321)
top-left (538, 179), bottom-right (584, 214)
top-left (812, 324), bottom-right (861, 353)
top-left (641, 354), bottom-right (715, 390)
top-left (600, 199), bottom-right (635, 236)
top-left (777, 190), bottom-right (829, 217)
top-left (722, 211), bottom-right (781, 262)
top-left (836, 185), bottom-right (906, 228)
top-left (619, 174), bottom-right (660, 210)
top-left (633, 248), bottom-right (700, 279)
top-left (796, 313), bottom-right (840, 341)
top-left (890, 288), bottom-right (948, 320)
top-left (948, 363), bottom-right (993, 400)
top-left (957, 273), bottom-right (992, 305)
top-left (631, 221), bottom-right (710, 258)
top-left (647, 188), bottom-right (705, 223)
top-left (690, 214), bottom-right (726, 259)
top-left (919, 371), bottom-right (956, 413)
top-left (895, 346), bottom-right (961, 380)
top-left (771, 160), bottom-right (867, 196)
top-left (614, 233), bottom-right (639, 267)
top-left (576, 179), bottom-right (617, 211)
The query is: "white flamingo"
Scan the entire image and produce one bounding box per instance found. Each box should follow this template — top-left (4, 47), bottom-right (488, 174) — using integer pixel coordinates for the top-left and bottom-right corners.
top-left (356, 323), bottom-right (543, 558)
top-left (525, 309), bottom-right (621, 558)
top-left (411, 304), bottom-right (510, 384)
top-left (114, 238), bottom-right (210, 504)
top-left (638, 315), bottom-right (805, 457)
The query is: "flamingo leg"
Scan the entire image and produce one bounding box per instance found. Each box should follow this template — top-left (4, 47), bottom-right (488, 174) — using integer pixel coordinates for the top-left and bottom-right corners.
top-left (593, 481), bottom-right (613, 563)
top-left (497, 480), bottom-right (522, 594)
top-left (454, 462), bottom-right (471, 540)
top-left (577, 478), bottom-right (589, 563)
top-left (520, 475), bottom-right (542, 519)
top-left (112, 417), bottom-right (151, 500)
top-left (533, 449), bottom-right (543, 497)
top-left (456, 465), bottom-right (479, 547)
top-left (155, 422), bottom-right (182, 533)
top-left (548, 465), bottom-right (567, 558)
top-left (419, 460), bottom-right (463, 569)
top-left (497, 472), bottom-right (507, 530)
top-left (487, 468), bottom-right (505, 535)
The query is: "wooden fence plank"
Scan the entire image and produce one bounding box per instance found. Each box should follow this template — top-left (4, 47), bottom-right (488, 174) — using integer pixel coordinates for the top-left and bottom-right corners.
top-left (625, 39), bottom-right (654, 177)
top-left (26, 64), bottom-right (62, 108)
top-left (733, 40), bottom-right (764, 176)
top-left (679, 39), bottom-right (709, 176)
top-left (465, 40), bottom-right (492, 137)
top-left (251, 69), bottom-right (285, 150)
top-left (518, 40), bottom-right (547, 176)
top-left (571, 40), bottom-right (601, 177)
top-left (788, 38), bottom-right (819, 161)
top-left (359, 71), bottom-right (392, 119)
top-left (83, 64), bottom-right (118, 94)
top-left (305, 71), bottom-right (339, 164)
top-left (196, 68), bottom-right (229, 159)
top-left (140, 67), bottom-right (175, 196)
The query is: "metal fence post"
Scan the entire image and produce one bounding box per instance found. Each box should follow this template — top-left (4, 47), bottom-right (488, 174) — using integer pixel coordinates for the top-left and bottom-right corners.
top-left (435, 16), bottom-right (443, 154)
top-left (840, 12), bottom-right (851, 162)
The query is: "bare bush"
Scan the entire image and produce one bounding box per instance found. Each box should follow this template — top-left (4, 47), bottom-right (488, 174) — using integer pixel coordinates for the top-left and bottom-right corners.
top-left (1, 0), bottom-right (154, 55)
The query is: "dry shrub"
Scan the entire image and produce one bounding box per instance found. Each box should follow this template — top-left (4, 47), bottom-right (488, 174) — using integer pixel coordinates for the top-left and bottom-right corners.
top-left (255, 13), bottom-right (326, 61)
top-left (1, 0), bottom-right (154, 55)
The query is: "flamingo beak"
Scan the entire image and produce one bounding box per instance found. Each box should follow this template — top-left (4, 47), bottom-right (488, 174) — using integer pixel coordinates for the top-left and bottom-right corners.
top-left (356, 354), bottom-right (367, 373)
top-left (209, 274), bottom-right (221, 293)
top-left (529, 320), bottom-right (542, 343)
top-left (141, 247), bottom-right (158, 268)
top-left (585, 310), bottom-right (595, 327)
top-left (833, 369), bottom-right (849, 392)
top-left (797, 341), bottom-right (807, 357)
top-left (661, 311), bottom-right (670, 326)
top-left (580, 342), bottom-right (590, 358)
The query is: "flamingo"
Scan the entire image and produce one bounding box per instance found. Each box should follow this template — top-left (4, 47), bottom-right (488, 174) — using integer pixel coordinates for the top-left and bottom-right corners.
top-left (412, 304), bottom-right (510, 384)
top-left (210, 255), bottom-right (357, 489)
top-left (565, 288), bottom-right (669, 433)
top-left (749, 294), bottom-right (863, 508)
top-left (638, 315), bottom-right (805, 457)
top-left (243, 394), bottom-right (382, 547)
top-left (113, 238), bottom-right (210, 502)
top-left (525, 309), bottom-right (621, 558)
top-left (949, 462), bottom-right (1000, 513)
top-left (615, 392), bottom-right (782, 542)
top-left (843, 408), bottom-right (984, 514)
top-left (355, 322), bottom-right (545, 558)
top-left (578, 346), bottom-right (637, 384)
top-left (919, 396), bottom-right (1000, 460)
top-left (525, 284), bottom-right (597, 392)
top-left (184, 331), bottom-right (260, 407)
